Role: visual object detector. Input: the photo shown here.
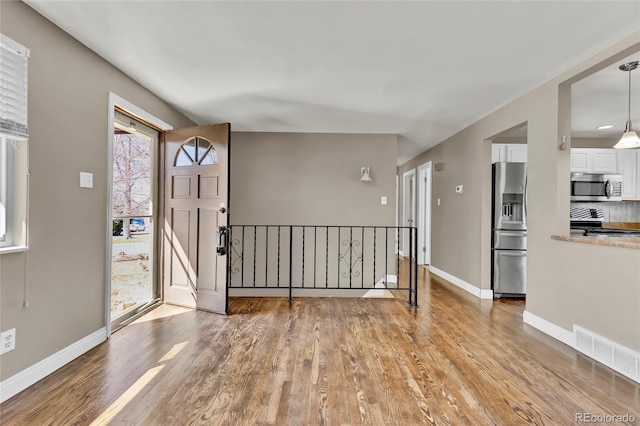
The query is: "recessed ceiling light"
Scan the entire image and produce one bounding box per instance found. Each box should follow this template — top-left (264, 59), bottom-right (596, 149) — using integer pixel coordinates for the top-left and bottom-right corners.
top-left (597, 125), bottom-right (614, 130)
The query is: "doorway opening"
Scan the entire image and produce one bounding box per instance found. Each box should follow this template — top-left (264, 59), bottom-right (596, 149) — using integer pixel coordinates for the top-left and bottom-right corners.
top-left (402, 169), bottom-right (416, 255)
top-left (417, 162), bottom-right (432, 265)
top-left (109, 110), bottom-right (161, 329)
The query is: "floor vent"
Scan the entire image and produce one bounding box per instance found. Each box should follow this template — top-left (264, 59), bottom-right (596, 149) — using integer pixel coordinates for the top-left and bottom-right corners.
top-left (573, 325), bottom-right (639, 383)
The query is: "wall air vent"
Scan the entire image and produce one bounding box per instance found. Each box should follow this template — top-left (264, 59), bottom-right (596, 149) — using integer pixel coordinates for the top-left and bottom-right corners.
top-left (575, 328), bottom-right (593, 352)
top-left (573, 325), bottom-right (639, 384)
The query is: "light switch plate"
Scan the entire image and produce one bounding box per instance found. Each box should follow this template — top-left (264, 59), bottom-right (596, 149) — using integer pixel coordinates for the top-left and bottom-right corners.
top-left (455, 185), bottom-right (463, 194)
top-left (381, 196), bottom-right (387, 205)
top-left (80, 172), bottom-right (93, 189)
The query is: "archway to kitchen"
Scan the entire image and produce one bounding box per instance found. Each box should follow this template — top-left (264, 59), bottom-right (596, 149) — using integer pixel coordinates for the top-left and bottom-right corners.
top-left (489, 123), bottom-right (528, 299)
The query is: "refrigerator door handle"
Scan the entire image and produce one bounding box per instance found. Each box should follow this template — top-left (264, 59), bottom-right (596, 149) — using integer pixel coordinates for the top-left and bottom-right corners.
top-left (524, 174), bottom-right (528, 225)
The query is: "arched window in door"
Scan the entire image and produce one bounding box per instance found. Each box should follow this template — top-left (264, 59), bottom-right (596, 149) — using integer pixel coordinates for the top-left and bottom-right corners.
top-left (175, 136), bottom-right (219, 166)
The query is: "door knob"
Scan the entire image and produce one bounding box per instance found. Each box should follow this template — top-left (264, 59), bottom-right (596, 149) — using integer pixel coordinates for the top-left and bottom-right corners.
top-left (219, 203), bottom-right (227, 214)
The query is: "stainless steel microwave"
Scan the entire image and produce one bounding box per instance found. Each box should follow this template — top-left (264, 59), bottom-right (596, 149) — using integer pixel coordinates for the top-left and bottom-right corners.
top-left (570, 173), bottom-right (622, 201)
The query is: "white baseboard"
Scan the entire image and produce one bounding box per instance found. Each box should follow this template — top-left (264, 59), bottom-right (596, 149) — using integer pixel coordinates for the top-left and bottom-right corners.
top-left (522, 311), bottom-right (574, 347)
top-left (0, 327), bottom-right (107, 403)
top-left (428, 266), bottom-right (493, 299)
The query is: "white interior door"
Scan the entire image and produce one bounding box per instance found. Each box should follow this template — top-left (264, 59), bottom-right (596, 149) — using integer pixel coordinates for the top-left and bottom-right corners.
top-left (403, 170), bottom-right (416, 255)
top-left (417, 162), bottom-right (432, 265)
top-left (163, 124), bottom-right (229, 314)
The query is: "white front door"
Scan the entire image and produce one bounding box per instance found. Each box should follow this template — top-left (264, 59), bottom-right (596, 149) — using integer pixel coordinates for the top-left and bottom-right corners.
top-left (163, 124), bottom-right (229, 314)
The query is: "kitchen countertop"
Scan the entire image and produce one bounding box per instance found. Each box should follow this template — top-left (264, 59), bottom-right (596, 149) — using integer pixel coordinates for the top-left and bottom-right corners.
top-left (555, 222), bottom-right (640, 249)
top-left (552, 234), bottom-right (640, 249)
top-left (603, 222), bottom-right (640, 230)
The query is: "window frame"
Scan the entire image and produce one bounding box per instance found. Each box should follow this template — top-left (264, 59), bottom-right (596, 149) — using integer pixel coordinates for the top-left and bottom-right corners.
top-left (0, 33), bottom-right (29, 253)
top-left (0, 136), bottom-right (6, 241)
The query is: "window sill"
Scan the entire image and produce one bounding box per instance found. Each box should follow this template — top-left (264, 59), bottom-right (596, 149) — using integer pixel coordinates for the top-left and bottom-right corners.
top-left (0, 245), bottom-right (28, 254)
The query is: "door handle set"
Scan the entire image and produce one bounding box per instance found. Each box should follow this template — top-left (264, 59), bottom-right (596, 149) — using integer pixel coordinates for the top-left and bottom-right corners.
top-left (216, 225), bottom-right (228, 256)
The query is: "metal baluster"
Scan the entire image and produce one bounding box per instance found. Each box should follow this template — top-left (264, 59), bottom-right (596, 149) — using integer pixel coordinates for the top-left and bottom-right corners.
top-left (413, 229), bottom-right (418, 308)
top-left (361, 227), bottom-right (364, 288)
top-left (409, 226), bottom-right (413, 306)
top-left (314, 226), bottom-right (317, 289)
top-left (337, 227), bottom-right (340, 288)
top-left (253, 225), bottom-right (257, 288)
top-left (241, 226), bottom-right (245, 288)
top-left (396, 227), bottom-right (400, 285)
top-left (265, 226), bottom-right (269, 287)
top-left (385, 227), bottom-right (388, 288)
top-left (288, 226), bottom-right (293, 302)
top-left (349, 227), bottom-right (353, 288)
top-left (277, 226), bottom-right (281, 288)
top-left (325, 227), bottom-right (329, 288)
top-left (302, 226), bottom-right (306, 288)
top-left (373, 227), bottom-right (377, 289)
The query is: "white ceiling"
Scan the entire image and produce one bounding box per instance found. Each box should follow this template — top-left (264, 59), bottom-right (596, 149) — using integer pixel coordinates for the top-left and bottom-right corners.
top-left (23, 1), bottom-right (640, 164)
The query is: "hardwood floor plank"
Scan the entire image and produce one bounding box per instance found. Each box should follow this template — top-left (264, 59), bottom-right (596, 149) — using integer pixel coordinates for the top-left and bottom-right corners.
top-left (2, 267), bottom-right (640, 425)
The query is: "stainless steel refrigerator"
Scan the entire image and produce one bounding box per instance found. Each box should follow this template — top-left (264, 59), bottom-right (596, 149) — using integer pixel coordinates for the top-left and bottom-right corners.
top-left (492, 162), bottom-right (527, 297)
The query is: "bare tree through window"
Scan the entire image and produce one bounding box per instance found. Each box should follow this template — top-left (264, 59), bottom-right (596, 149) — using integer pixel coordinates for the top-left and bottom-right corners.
top-left (112, 130), bottom-right (151, 238)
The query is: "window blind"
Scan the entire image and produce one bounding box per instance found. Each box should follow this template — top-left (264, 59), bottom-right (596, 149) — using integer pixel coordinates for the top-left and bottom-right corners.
top-left (0, 34), bottom-right (29, 138)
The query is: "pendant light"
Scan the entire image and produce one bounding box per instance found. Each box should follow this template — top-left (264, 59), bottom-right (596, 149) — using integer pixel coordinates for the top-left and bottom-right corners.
top-left (613, 61), bottom-right (640, 149)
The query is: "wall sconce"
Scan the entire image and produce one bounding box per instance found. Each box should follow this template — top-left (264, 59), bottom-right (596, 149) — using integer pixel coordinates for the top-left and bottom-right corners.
top-left (360, 167), bottom-right (372, 182)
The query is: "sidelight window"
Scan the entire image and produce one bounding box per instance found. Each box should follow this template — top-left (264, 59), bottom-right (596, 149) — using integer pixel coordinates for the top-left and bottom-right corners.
top-left (0, 34), bottom-right (29, 251)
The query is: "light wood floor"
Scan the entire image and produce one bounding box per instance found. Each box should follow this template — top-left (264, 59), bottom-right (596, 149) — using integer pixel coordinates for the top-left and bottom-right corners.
top-left (2, 267), bottom-right (639, 425)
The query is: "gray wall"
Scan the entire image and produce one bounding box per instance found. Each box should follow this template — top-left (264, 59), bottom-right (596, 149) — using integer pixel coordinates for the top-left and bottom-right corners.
top-left (399, 32), bottom-right (640, 351)
top-left (0, 1), bottom-right (195, 380)
top-left (230, 132), bottom-right (396, 226)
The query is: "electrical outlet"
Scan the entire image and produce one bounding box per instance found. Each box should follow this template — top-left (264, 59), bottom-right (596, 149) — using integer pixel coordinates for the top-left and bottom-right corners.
top-left (1, 328), bottom-right (16, 354)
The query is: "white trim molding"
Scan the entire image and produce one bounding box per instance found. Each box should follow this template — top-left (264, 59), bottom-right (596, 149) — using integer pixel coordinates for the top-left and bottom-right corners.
top-left (429, 266), bottom-right (493, 299)
top-left (0, 328), bottom-right (107, 403)
top-left (522, 311), bottom-right (574, 347)
top-left (105, 93), bottom-right (173, 337)
top-left (416, 161), bottom-right (432, 266)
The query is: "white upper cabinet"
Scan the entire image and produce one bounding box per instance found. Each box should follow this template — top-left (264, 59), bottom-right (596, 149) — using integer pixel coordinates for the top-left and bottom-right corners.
top-left (492, 144), bottom-right (527, 163)
top-left (616, 150), bottom-right (639, 200)
top-left (505, 144), bottom-right (528, 163)
top-left (592, 150), bottom-right (617, 173)
top-left (492, 144), bottom-right (506, 163)
top-left (570, 149), bottom-right (617, 173)
top-left (570, 149), bottom-right (591, 172)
